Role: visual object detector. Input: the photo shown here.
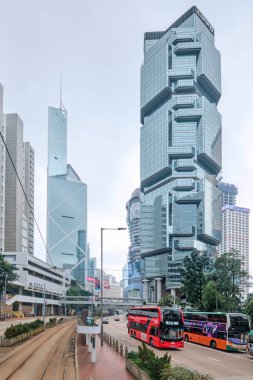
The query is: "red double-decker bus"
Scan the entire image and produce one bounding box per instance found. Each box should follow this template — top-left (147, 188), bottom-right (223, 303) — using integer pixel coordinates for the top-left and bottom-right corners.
top-left (127, 306), bottom-right (184, 349)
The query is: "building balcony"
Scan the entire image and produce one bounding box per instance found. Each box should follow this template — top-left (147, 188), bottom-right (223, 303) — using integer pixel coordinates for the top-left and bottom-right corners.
top-left (171, 226), bottom-right (195, 237)
top-left (172, 178), bottom-right (195, 191)
top-left (169, 145), bottom-right (195, 159)
top-left (174, 108), bottom-right (203, 122)
top-left (172, 96), bottom-right (195, 110)
top-left (174, 239), bottom-right (195, 250)
top-left (174, 42), bottom-right (202, 55)
top-left (168, 68), bottom-right (195, 80)
top-left (174, 192), bottom-right (202, 204)
top-left (174, 79), bottom-right (195, 93)
top-left (174, 159), bottom-right (195, 172)
top-left (171, 32), bottom-right (194, 45)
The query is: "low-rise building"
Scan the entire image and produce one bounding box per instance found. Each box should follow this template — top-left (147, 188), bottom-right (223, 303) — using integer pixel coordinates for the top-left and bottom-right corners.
top-left (2, 252), bottom-right (70, 317)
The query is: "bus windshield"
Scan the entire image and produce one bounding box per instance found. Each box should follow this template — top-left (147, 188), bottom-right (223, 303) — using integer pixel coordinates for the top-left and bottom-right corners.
top-left (228, 314), bottom-right (250, 343)
top-left (160, 308), bottom-right (184, 340)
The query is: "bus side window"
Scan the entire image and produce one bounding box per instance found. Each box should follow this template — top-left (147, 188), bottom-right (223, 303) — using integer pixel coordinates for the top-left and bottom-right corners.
top-left (150, 327), bottom-right (158, 336)
top-left (217, 331), bottom-right (227, 340)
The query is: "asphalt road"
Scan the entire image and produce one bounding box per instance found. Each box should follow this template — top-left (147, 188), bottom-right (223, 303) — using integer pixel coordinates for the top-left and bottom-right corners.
top-left (99, 316), bottom-right (253, 380)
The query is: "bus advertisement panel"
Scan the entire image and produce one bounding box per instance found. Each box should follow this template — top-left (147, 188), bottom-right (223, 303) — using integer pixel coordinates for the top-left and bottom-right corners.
top-left (128, 306), bottom-right (184, 349)
top-left (183, 312), bottom-right (251, 351)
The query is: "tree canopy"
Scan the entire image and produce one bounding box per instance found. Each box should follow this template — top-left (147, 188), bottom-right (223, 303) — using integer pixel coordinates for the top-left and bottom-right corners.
top-left (66, 279), bottom-right (92, 297)
top-left (0, 255), bottom-right (17, 293)
top-left (180, 250), bottom-right (211, 310)
top-left (158, 295), bottom-right (175, 307)
top-left (180, 249), bottom-right (249, 312)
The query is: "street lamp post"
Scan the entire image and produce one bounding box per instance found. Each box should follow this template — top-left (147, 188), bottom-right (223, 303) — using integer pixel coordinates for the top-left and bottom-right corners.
top-left (100, 227), bottom-right (126, 346)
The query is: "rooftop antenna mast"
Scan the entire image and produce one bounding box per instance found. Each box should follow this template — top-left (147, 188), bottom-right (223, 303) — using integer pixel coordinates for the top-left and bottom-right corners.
top-left (59, 74), bottom-right (67, 116)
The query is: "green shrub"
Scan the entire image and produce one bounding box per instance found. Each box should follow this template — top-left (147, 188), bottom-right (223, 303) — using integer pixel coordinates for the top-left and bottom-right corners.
top-left (127, 342), bottom-right (171, 380)
top-left (128, 343), bottom-right (213, 380)
top-left (160, 365), bottom-right (214, 380)
top-left (4, 319), bottom-right (44, 338)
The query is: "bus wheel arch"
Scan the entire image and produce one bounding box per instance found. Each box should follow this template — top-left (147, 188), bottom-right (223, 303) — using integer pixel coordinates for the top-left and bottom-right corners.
top-left (210, 340), bottom-right (216, 349)
top-left (184, 334), bottom-right (189, 342)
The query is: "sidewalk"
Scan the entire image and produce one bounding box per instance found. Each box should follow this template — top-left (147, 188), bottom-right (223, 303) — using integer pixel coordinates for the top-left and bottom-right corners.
top-left (77, 333), bottom-right (134, 380)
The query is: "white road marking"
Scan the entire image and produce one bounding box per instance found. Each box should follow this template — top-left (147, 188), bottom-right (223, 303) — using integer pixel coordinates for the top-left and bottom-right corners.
top-left (209, 357), bottom-right (219, 362)
top-left (172, 359), bottom-right (182, 364)
top-left (184, 342), bottom-right (252, 362)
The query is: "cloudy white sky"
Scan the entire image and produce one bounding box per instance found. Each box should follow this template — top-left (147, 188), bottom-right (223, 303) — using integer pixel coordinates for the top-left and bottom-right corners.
top-left (0, 0), bottom-right (253, 281)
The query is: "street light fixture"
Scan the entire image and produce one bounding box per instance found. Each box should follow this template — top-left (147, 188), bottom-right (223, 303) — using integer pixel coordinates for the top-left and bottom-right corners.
top-left (100, 227), bottom-right (127, 346)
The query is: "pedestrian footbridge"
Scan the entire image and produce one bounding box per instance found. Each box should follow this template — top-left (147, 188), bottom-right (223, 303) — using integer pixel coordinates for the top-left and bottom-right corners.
top-left (60, 296), bottom-right (144, 307)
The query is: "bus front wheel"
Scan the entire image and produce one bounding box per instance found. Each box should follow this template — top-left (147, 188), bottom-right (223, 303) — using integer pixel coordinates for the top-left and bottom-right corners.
top-left (210, 340), bottom-right (216, 349)
top-left (150, 338), bottom-right (154, 346)
top-left (184, 334), bottom-right (189, 342)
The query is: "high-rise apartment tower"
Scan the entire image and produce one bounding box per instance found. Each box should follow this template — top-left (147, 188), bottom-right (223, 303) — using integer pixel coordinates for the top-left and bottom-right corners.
top-left (0, 84), bottom-right (6, 252)
top-left (4, 114), bottom-right (34, 252)
top-left (140, 6), bottom-right (222, 302)
top-left (218, 205), bottom-right (249, 300)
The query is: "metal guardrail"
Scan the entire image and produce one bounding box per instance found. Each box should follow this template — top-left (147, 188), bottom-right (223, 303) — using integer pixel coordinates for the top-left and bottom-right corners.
top-left (102, 332), bottom-right (136, 358)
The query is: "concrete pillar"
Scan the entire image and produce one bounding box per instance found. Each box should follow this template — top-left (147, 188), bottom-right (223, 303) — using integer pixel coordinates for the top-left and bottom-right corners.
top-left (91, 335), bottom-right (96, 363)
top-left (155, 278), bottom-right (163, 303)
top-left (142, 280), bottom-right (149, 302)
top-left (88, 334), bottom-right (92, 352)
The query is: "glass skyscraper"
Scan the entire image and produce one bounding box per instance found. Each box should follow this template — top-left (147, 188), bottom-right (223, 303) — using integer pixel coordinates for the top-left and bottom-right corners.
top-left (47, 106), bottom-right (87, 287)
top-left (126, 188), bottom-right (142, 298)
top-left (140, 6), bottom-right (222, 302)
top-left (217, 181), bottom-right (238, 206)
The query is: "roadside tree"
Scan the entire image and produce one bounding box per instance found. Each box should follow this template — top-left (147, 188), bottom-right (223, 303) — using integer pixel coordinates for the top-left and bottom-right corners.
top-left (180, 250), bottom-right (212, 310)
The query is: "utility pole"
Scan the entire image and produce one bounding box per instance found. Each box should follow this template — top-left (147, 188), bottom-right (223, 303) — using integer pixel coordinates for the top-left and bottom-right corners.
top-left (43, 283), bottom-right (46, 328)
top-left (4, 274), bottom-right (6, 321)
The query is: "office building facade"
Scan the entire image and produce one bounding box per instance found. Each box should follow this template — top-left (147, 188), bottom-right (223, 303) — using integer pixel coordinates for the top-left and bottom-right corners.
top-left (24, 142), bottom-right (35, 254)
top-left (3, 251), bottom-right (70, 317)
top-left (47, 106), bottom-right (88, 287)
top-left (4, 114), bottom-right (34, 252)
top-left (140, 6), bottom-right (222, 302)
top-left (126, 188), bottom-right (142, 298)
top-left (0, 84), bottom-right (5, 252)
top-left (217, 182), bottom-right (238, 206)
top-left (218, 205), bottom-right (250, 300)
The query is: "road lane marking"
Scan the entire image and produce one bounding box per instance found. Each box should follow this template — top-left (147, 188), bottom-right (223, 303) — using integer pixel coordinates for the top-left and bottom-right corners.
top-left (208, 357), bottom-right (219, 362)
top-left (172, 359), bottom-right (182, 364)
top-left (184, 342), bottom-right (252, 362)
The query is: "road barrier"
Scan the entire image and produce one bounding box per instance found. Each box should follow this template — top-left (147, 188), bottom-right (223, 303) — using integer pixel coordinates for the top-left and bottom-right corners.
top-left (102, 332), bottom-right (135, 357)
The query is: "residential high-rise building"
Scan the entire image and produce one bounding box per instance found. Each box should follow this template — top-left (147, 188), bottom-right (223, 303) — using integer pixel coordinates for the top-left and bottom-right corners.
top-left (0, 84), bottom-right (5, 252)
top-left (140, 6), bottom-right (222, 302)
top-left (218, 205), bottom-right (250, 300)
top-left (24, 142), bottom-right (35, 255)
top-left (126, 188), bottom-right (142, 298)
top-left (217, 182), bottom-right (238, 206)
top-left (4, 114), bottom-right (32, 252)
top-left (47, 105), bottom-right (88, 287)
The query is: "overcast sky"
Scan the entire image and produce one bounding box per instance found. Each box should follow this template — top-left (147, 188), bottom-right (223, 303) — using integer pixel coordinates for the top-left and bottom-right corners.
top-left (0, 0), bottom-right (253, 281)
